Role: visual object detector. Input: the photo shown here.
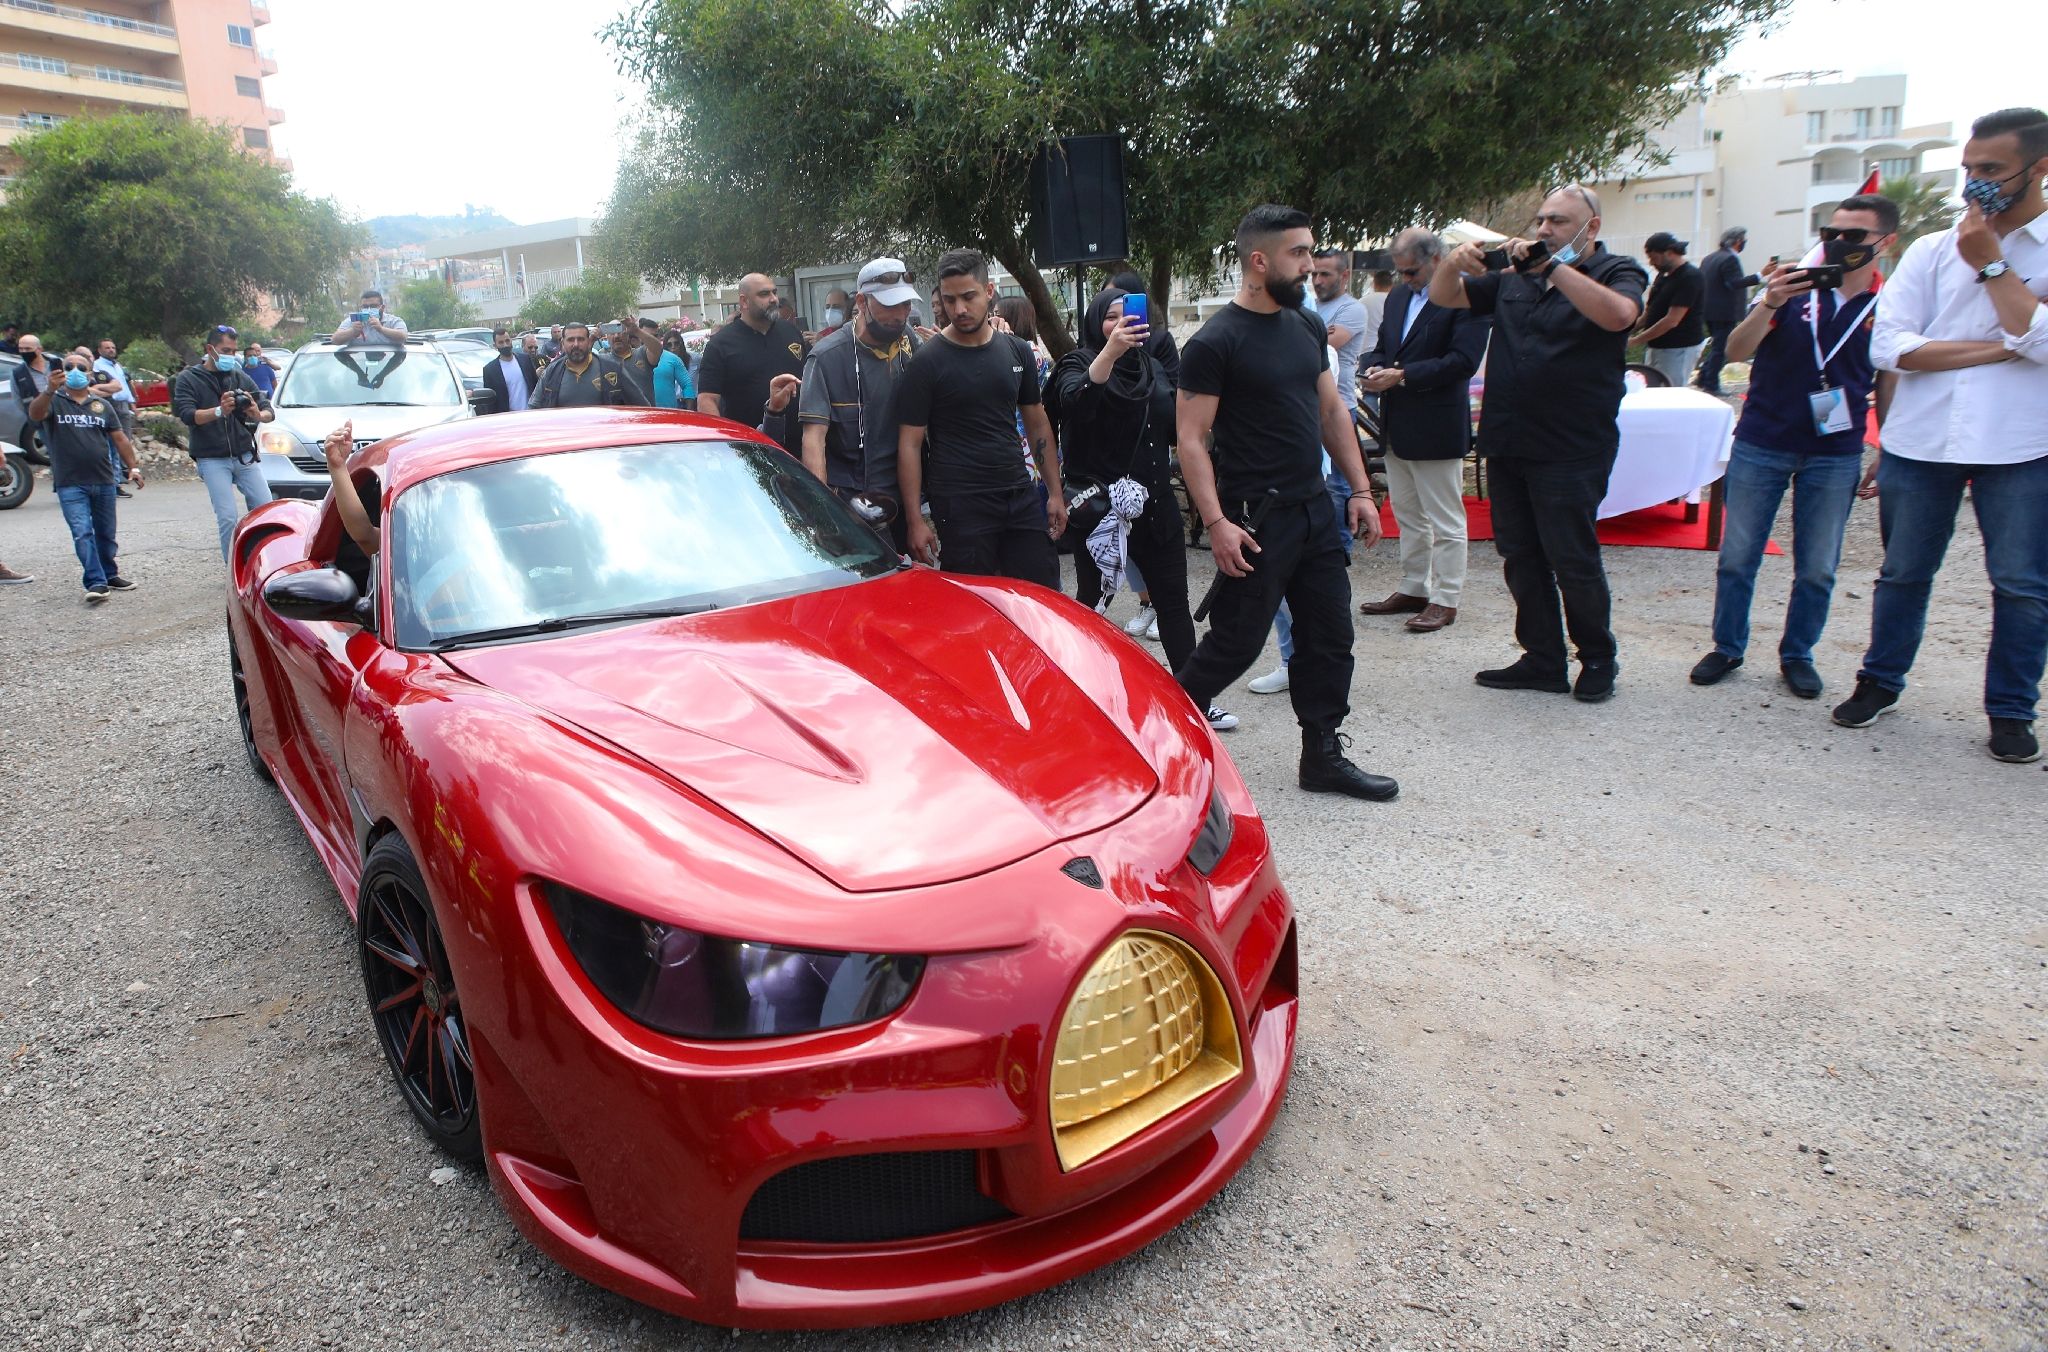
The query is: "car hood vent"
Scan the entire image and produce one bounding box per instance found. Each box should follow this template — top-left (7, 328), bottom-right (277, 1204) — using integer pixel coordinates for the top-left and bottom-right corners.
top-left (445, 571), bottom-right (1158, 891)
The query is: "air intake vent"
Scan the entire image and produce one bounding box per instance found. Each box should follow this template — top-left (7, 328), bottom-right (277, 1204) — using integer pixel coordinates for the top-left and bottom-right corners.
top-left (739, 1150), bottom-right (1012, 1244)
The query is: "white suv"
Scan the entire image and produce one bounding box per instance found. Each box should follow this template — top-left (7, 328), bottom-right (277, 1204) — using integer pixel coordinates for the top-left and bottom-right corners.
top-left (256, 340), bottom-right (491, 500)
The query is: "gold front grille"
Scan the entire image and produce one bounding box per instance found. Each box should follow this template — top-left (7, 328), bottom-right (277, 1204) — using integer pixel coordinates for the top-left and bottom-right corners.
top-left (1050, 931), bottom-right (1242, 1170)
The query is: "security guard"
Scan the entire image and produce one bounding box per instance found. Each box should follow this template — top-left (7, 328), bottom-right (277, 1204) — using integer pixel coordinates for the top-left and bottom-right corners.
top-left (794, 257), bottom-right (921, 553)
top-left (1175, 204), bottom-right (1398, 801)
top-left (527, 321), bottom-right (650, 409)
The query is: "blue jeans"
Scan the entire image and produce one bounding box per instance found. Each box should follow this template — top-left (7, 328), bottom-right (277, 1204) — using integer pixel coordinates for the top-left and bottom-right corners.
top-left (1275, 601), bottom-right (1294, 664)
top-left (57, 483), bottom-right (118, 589)
top-left (196, 455), bottom-right (273, 562)
top-left (1859, 450), bottom-right (2048, 721)
top-left (1710, 440), bottom-right (1861, 663)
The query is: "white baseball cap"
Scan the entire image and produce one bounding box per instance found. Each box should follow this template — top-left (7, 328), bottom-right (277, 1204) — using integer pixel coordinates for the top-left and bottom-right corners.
top-left (857, 257), bottom-right (920, 307)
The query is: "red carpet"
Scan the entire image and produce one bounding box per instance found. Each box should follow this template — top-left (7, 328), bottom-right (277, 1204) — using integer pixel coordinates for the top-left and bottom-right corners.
top-left (1377, 496), bottom-right (1781, 554)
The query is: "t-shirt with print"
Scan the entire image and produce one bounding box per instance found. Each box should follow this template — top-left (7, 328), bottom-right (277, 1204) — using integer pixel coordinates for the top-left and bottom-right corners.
top-left (1177, 302), bottom-right (1331, 505)
top-left (892, 332), bottom-right (1042, 496)
top-left (42, 393), bottom-right (120, 488)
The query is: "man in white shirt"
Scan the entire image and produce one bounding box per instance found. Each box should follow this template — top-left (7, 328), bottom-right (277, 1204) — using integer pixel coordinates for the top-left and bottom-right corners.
top-left (1838, 107), bottom-right (2048, 763)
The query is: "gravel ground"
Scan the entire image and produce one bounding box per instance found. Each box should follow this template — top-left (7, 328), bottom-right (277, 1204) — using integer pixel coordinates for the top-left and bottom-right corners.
top-left (1, 474), bottom-right (2041, 1351)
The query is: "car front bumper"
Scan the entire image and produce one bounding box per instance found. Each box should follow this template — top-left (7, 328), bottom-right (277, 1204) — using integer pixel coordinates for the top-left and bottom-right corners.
top-left (464, 788), bottom-right (1298, 1329)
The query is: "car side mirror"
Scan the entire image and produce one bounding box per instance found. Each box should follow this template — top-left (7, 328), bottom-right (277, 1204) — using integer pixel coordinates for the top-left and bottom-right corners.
top-left (264, 567), bottom-right (363, 625)
top-left (467, 388), bottom-right (496, 411)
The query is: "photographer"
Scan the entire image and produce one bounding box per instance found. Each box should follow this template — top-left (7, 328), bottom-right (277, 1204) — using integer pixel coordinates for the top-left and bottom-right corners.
top-left (172, 323), bottom-right (275, 562)
top-left (1433, 183), bottom-right (1647, 703)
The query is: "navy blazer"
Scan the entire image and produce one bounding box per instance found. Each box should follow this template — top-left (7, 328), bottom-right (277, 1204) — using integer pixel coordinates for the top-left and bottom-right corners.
top-left (1358, 284), bottom-right (1492, 461)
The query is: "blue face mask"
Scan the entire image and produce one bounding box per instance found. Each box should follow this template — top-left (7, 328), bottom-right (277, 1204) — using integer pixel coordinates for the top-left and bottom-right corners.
top-left (215, 352), bottom-right (244, 373)
top-left (1549, 221), bottom-right (1592, 268)
top-left (64, 367), bottom-right (90, 389)
top-left (1961, 167), bottom-right (2033, 217)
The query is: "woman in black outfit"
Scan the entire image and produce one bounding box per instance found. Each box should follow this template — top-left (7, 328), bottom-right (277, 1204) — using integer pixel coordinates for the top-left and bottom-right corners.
top-left (1046, 287), bottom-right (1197, 673)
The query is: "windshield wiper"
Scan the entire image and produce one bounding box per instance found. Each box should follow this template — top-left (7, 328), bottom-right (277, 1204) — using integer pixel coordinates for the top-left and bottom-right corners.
top-left (426, 602), bottom-right (719, 651)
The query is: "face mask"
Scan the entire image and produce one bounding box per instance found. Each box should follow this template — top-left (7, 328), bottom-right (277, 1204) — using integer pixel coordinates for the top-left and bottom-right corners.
top-left (1823, 237), bottom-right (1882, 271)
top-left (215, 353), bottom-right (244, 373)
top-left (1550, 221), bottom-right (1591, 268)
top-left (864, 315), bottom-right (905, 343)
top-left (822, 307), bottom-right (845, 327)
top-left (64, 368), bottom-right (90, 389)
top-left (1961, 168), bottom-right (2032, 217)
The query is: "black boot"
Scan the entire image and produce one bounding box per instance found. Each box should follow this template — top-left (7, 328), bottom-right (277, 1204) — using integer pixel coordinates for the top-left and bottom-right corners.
top-left (1299, 730), bottom-right (1398, 801)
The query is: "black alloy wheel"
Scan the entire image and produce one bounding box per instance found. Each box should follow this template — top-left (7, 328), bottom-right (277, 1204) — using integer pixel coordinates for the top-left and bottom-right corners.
top-left (228, 635), bottom-right (273, 783)
top-left (0, 452), bottom-right (31, 510)
top-left (358, 835), bottom-right (482, 1162)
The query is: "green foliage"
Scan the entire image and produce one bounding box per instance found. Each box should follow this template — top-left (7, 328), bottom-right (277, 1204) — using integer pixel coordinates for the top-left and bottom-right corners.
top-left (0, 113), bottom-right (363, 361)
top-left (138, 412), bottom-right (187, 448)
top-left (394, 278), bottom-right (484, 331)
top-left (516, 272), bottom-right (642, 330)
top-left (599, 0), bottom-right (1790, 354)
top-left (1881, 174), bottom-right (1959, 267)
top-left (120, 337), bottom-right (180, 378)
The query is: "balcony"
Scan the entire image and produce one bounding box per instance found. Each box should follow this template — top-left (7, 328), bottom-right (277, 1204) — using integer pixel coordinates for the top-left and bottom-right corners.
top-left (1804, 121), bottom-right (1953, 153)
top-left (264, 102), bottom-right (284, 125)
top-left (250, 0), bottom-right (271, 23)
top-left (0, 50), bottom-right (186, 108)
top-left (257, 47), bottom-right (277, 76)
top-left (0, 111), bottom-right (63, 144)
top-left (0, 0), bottom-right (180, 57)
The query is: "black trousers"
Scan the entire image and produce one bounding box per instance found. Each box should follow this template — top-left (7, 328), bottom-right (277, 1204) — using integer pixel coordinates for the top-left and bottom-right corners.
top-left (930, 483), bottom-right (1059, 589)
top-left (1075, 500), bottom-right (1196, 671)
top-left (1487, 450), bottom-right (1618, 672)
top-left (1175, 493), bottom-right (1353, 733)
top-left (1696, 320), bottom-right (1736, 393)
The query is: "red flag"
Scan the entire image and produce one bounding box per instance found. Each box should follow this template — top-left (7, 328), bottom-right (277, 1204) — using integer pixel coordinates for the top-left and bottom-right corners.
top-left (1859, 164), bottom-right (1882, 194)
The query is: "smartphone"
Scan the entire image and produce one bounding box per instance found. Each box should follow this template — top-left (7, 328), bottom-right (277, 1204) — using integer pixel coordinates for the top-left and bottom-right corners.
top-left (353, 311), bottom-right (372, 323)
top-left (1123, 293), bottom-right (1149, 330)
top-left (1482, 248), bottom-right (1510, 271)
top-left (1799, 263), bottom-right (1844, 291)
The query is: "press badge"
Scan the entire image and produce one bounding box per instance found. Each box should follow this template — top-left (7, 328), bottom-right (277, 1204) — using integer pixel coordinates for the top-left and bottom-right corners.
top-left (1809, 386), bottom-right (1851, 436)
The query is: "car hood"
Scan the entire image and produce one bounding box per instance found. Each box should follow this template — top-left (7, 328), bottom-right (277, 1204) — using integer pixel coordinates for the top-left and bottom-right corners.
top-left (270, 403), bottom-right (468, 444)
top-left (442, 570), bottom-right (1160, 892)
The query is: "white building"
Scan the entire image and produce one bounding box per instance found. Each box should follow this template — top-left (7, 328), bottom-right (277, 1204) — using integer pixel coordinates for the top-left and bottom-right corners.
top-left (1590, 73), bottom-right (1954, 266)
top-left (416, 218), bottom-right (758, 325)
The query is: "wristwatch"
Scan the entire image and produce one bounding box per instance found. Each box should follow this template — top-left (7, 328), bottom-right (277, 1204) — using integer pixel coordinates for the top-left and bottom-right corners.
top-left (1976, 260), bottom-right (2011, 283)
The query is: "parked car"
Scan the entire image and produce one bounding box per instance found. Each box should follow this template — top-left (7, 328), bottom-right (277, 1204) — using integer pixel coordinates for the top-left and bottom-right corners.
top-left (0, 439), bottom-right (32, 509)
top-left (226, 407), bottom-right (1297, 1328)
top-left (0, 353), bottom-right (38, 461)
top-left (254, 340), bottom-right (490, 500)
top-left (415, 326), bottom-right (496, 347)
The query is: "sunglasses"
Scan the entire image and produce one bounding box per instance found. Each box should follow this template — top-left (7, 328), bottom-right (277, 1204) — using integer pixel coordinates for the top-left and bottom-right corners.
top-left (1395, 264), bottom-right (1427, 278)
top-left (212, 324), bottom-right (238, 337)
top-left (1816, 227), bottom-right (1881, 244)
top-left (863, 271), bottom-right (915, 286)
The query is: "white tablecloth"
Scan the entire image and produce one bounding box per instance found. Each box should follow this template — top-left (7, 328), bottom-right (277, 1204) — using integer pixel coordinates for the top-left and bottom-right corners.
top-left (1599, 388), bottom-right (1736, 519)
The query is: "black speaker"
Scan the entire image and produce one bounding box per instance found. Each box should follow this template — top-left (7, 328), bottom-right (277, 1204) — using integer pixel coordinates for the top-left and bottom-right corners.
top-left (1029, 136), bottom-right (1129, 268)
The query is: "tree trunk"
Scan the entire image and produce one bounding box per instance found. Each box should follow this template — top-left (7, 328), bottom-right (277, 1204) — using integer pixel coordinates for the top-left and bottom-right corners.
top-left (1148, 258), bottom-right (1172, 330)
top-left (162, 300), bottom-right (195, 365)
top-left (992, 241), bottom-right (1075, 359)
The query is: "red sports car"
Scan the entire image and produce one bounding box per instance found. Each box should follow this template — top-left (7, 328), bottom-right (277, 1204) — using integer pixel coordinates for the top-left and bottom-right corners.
top-left (225, 408), bottom-right (1297, 1328)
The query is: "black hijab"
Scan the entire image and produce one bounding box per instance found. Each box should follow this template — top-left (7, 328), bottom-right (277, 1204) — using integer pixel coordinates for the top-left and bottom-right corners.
top-left (1078, 287), bottom-right (1155, 401)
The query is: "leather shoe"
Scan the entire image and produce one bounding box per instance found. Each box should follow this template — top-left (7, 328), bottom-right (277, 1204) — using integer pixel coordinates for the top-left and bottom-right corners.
top-left (1574, 661), bottom-right (1619, 703)
top-left (1405, 603), bottom-right (1456, 632)
top-left (1299, 731), bottom-right (1398, 801)
top-left (1475, 657), bottom-right (1571, 693)
top-left (1780, 660), bottom-right (1823, 699)
top-left (1690, 651), bottom-right (1742, 685)
top-left (1359, 591), bottom-right (1427, 616)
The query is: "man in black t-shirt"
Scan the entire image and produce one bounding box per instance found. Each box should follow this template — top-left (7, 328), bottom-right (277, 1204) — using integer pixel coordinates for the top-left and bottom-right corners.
top-left (894, 248), bottom-right (1066, 586)
top-left (697, 274), bottom-right (808, 457)
top-left (30, 351), bottom-right (145, 602)
top-left (1175, 205), bottom-right (1397, 802)
top-left (1434, 183), bottom-right (1648, 702)
top-left (1634, 232), bottom-right (1707, 388)
top-left (527, 322), bottom-right (649, 408)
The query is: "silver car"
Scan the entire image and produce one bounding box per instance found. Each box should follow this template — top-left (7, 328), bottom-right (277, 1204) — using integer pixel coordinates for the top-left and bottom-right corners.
top-left (256, 341), bottom-right (490, 500)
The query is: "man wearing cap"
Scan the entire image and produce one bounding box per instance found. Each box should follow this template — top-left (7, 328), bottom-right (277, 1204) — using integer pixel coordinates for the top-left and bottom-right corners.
top-left (1634, 232), bottom-right (1706, 388)
top-left (796, 258), bottom-right (922, 553)
top-left (1696, 226), bottom-right (1760, 394)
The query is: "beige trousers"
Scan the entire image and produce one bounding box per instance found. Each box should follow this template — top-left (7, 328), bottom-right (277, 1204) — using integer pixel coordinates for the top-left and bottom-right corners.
top-left (1384, 453), bottom-right (1467, 607)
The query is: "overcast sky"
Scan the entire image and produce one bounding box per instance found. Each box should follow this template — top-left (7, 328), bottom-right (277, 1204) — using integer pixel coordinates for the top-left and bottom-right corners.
top-left (269, 0), bottom-right (2040, 227)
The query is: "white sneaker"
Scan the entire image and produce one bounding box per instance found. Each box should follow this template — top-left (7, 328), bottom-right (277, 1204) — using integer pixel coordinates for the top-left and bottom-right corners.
top-left (1248, 665), bottom-right (1290, 694)
top-left (1206, 705), bottom-right (1239, 731)
top-left (1144, 615), bottom-right (1160, 641)
top-left (1123, 605), bottom-right (1156, 637)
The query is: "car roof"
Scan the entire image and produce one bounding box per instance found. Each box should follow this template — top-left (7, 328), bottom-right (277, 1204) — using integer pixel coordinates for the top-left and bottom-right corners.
top-left (356, 407), bottom-right (775, 496)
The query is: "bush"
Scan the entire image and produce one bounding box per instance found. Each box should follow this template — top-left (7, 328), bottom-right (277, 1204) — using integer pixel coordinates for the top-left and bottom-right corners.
top-left (122, 337), bottom-right (179, 378)
top-left (138, 412), bottom-right (186, 448)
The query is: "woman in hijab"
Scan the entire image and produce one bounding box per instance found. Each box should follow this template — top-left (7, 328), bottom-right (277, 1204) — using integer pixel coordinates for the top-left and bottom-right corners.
top-left (1049, 288), bottom-right (1226, 725)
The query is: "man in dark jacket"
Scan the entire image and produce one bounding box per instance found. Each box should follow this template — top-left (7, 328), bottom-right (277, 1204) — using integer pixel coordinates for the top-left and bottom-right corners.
top-left (1355, 228), bottom-right (1493, 633)
top-left (172, 323), bottom-right (274, 562)
top-left (526, 321), bottom-right (649, 408)
top-left (481, 326), bottom-right (539, 413)
top-left (1695, 226), bottom-right (1760, 394)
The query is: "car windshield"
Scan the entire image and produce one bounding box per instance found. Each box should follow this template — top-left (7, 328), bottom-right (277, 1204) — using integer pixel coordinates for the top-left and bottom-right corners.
top-left (278, 348), bottom-right (460, 408)
top-left (442, 347), bottom-right (493, 383)
top-left (388, 440), bottom-right (901, 650)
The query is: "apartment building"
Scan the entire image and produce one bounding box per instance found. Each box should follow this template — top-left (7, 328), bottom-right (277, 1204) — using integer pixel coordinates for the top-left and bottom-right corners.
top-left (0, 0), bottom-right (284, 189)
top-left (1591, 73), bottom-right (1954, 266)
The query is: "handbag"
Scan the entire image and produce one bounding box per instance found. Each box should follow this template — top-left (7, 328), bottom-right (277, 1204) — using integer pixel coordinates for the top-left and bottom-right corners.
top-left (1056, 358), bottom-right (1154, 555)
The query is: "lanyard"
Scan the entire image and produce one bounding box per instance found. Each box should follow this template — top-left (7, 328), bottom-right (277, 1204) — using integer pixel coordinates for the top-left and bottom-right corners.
top-left (1808, 290), bottom-right (1874, 389)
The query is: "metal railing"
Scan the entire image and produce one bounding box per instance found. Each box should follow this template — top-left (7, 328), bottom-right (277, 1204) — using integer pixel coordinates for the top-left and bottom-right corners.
top-left (0, 0), bottom-right (176, 38)
top-left (0, 50), bottom-right (183, 89)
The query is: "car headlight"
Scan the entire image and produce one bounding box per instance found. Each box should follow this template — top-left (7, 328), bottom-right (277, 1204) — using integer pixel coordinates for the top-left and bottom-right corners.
top-left (1185, 785), bottom-right (1235, 876)
top-left (545, 884), bottom-right (924, 1039)
top-left (258, 429), bottom-right (301, 459)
